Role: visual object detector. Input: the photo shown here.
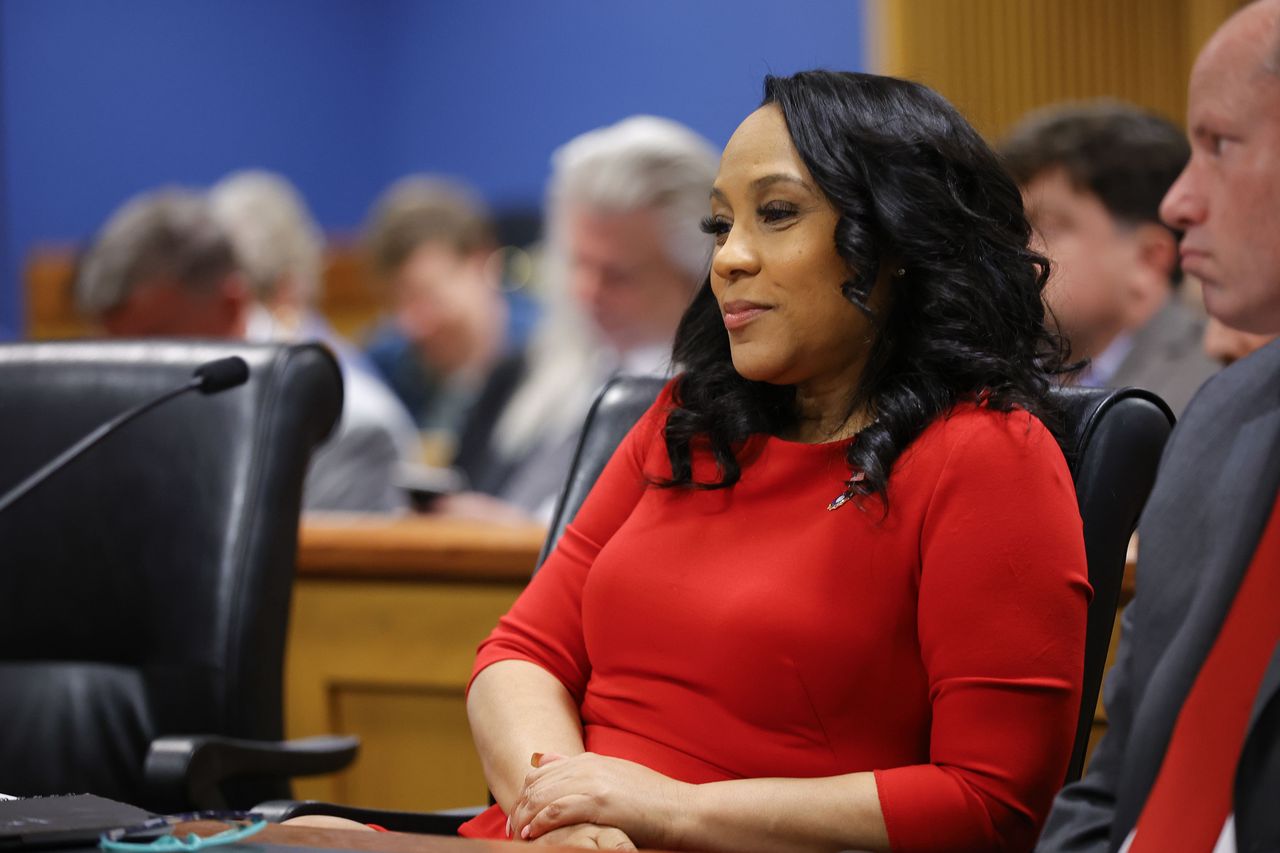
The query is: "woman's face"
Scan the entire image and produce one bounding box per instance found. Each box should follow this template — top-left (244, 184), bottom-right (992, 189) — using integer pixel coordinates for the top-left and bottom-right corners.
top-left (706, 104), bottom-right (880, 394)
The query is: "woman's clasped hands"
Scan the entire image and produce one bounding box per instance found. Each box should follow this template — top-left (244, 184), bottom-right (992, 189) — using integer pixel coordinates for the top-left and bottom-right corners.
top-left (506, 752), bottom-right (693, 849)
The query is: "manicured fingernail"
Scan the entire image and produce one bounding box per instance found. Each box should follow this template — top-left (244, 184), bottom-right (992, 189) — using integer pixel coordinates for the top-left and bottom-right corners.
top-left (505, 817), bottom-right (511, 837)
top-left (530, 751), bottom-right (543, 767)
top-left (521, 826), bottom-right (531, 839)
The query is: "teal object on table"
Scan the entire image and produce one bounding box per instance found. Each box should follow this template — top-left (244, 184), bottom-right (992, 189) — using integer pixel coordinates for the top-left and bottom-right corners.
top-left (100, 817), bottom-right (266, 851)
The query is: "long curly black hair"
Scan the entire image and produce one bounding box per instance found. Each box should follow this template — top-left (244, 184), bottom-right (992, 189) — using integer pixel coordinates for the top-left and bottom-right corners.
top-left (661, 70), bottom-right (1070, 509)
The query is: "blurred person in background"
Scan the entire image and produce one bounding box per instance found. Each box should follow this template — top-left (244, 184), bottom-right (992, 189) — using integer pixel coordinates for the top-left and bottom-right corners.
top-left (362, 176), bottom-right (533, 464)
top-left (439, 116), bottom-right (718, 520)
top-left (209, 169), bottom-right (419, 462)
top-left (77, 187), bottom-right (409, 513)
top-left (1002, 100), bottom-right (1218, 415)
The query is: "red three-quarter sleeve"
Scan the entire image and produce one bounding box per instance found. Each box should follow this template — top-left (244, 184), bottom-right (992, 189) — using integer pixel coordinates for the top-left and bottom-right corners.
top-left (467, 383), bottom-right (675, 703)
top-left (873, 410), bottom-right (1091, 852)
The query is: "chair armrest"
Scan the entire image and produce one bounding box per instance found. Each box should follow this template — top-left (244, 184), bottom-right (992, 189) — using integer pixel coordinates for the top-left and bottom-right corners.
top-left (145, 735), bottom-right (359, 811)
top-left (253, 800), bottom-right (483, 835)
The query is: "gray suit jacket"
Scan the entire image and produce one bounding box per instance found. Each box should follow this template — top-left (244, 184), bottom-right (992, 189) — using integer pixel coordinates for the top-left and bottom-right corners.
top-left (302, 363), bottom-right (416, 514)
top-left (1109, 297), bottom-right (1218, 418)
top-left (1037, 337), bottom-right (1280, 853)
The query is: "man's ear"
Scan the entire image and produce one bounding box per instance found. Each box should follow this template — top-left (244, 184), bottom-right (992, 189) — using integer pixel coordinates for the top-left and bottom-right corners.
top-left (1132, 222), bottom-right (1179, 283)
top-left (1119, 223), bottom-right (1178, 327)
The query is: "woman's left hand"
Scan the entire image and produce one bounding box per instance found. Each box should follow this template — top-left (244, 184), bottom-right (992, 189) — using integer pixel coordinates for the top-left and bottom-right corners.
top-left (508, 752), bottom-right (693, 848)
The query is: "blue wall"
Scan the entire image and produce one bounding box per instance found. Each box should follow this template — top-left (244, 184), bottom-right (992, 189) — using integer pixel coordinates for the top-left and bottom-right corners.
top-left (0, 0), bottom-right (867, 339)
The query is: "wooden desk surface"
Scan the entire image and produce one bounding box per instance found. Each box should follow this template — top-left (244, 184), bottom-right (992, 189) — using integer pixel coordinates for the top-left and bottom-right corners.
top-left (179, 821), bottom-right (527, 852)
top-left (295, 512), bottom-right (1138, 596)
top-left (297, 514), bottom-right (547, 583)
top-left (179, 821), bottom-right (681, 853)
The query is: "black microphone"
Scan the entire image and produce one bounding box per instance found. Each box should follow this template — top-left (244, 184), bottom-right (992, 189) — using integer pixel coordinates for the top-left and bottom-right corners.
top-left (194, 355), bottom-right (250, 393)
top-left (0, 356), bottom-right (250, 514)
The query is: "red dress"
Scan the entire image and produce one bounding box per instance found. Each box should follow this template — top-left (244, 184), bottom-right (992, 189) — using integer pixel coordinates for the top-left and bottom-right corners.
top-left (461, 383), bottom-right (1090, 852)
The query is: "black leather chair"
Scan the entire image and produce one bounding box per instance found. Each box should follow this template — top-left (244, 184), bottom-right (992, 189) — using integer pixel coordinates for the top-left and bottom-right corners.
top-left (261, 376), bottom-right (1174, 828)
top-left (1052, 385), bottom-right (1175, 783)
top-left (535, 376), bottom-right (671, 566)
top-left (0, 340), bottom-right (358, 811)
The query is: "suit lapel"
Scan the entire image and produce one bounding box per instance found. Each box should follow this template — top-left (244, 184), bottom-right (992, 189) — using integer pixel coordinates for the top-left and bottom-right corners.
top-left (1240, 355), bottom-right (1280, 740)
top-left (1231, 409), bottom-right (1280, 836)
top-left (1114, 403), bottom-right (1280, 840)
top-left (1243, 430), bottom-right (1280, 737)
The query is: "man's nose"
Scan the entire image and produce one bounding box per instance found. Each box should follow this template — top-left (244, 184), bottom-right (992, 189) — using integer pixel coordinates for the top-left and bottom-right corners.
top-left (1160, 165), bottom-right (1205, 231)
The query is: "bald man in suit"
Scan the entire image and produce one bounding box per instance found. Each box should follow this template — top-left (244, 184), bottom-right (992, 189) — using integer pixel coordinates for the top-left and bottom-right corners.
top-left (1036, 3), bottom-right (1280, 851)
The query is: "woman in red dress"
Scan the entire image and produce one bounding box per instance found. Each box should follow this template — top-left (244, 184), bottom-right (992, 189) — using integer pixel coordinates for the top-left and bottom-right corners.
top-left (464, 71), bottom-right (1090, 852)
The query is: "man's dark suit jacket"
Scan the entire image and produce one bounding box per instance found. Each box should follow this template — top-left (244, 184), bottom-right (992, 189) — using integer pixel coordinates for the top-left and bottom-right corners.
top-left (1109, 296), bottom-right (1218, 418)
top-left (1037, 338), bottom-right (1280, 852)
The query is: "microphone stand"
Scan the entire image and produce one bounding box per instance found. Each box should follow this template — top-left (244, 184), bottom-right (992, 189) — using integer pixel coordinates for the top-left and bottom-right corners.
top-left (0, 356), bottom-right (249, 515)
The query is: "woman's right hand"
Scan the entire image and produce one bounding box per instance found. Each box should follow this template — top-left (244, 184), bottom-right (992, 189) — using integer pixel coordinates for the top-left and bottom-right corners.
top-left (530, 823), bottom-right (636, 849)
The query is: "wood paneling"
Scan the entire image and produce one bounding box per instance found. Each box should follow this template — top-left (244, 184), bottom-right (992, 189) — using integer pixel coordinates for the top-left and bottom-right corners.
top-left (25, 248), bottom-right (84, 340)
top-left (23, 238), bottom-right (383, 342)
top-left (287, 577), bottom-right (524, 811)
top-left (871, 0), bottom-right (1248, 139)
top-left (332, 685), bottom-right (483, 810)
top-left (286, 516), bottom-right (543, 810)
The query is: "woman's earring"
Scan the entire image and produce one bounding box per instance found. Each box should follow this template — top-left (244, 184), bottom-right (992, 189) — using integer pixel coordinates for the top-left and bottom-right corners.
top-left (893, 267), bottom-right (907, 278)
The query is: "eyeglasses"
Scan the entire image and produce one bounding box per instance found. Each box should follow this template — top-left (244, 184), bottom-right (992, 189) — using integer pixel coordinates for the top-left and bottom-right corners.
top-left (100, 811), bottom-right (266, 852)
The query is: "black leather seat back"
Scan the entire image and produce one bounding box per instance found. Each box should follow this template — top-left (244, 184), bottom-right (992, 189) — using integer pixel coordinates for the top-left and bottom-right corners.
top-left (1052, 385), bottom-right (1174, 782)
top-left (537, 375), bottom-right (667, 567)
top-left (0, 341), bottom-right (342, 804)
top-left (536, 378), bottom-right (1175, 786)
